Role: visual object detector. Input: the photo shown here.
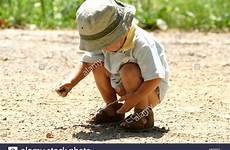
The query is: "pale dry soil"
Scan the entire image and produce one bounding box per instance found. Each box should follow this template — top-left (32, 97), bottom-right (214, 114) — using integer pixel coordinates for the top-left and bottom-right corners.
top-left (0, 29), bottom-right (229, 143)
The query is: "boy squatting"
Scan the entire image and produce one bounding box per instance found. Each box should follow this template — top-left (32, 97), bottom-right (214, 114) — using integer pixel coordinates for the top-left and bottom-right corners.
top-left (56, 0), bottom-right (169, 131)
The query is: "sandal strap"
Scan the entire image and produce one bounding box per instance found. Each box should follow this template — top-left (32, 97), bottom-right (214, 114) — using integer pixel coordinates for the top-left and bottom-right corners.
top-left (122, 107), bottom-right (154, 130)
top-left (89, 103), bottom-right (125, 124)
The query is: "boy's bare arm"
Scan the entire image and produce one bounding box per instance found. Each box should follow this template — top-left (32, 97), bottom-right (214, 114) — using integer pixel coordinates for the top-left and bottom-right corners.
top-left (135, 78), bottom-right (161, 97)
top-left (68, 62), bottom-right (91, 87)
top-left (56, 62), bottom-right (91, 97)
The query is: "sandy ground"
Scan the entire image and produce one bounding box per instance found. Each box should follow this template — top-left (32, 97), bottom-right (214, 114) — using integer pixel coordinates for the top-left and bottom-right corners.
top-left (0, 29), bottom-right (229, 143)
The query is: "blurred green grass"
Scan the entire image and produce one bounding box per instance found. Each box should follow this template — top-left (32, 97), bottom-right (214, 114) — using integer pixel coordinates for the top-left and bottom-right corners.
top-left (0, 0), bottom-right (229, 31)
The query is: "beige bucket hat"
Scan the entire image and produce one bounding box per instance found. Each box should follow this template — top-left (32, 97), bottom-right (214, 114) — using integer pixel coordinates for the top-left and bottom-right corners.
top-left (76, 0), bottom-right (136, 51)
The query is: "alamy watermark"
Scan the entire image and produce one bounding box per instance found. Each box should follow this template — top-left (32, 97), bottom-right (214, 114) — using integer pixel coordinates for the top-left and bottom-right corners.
top-left (8, 146), bottom-right (91, 150)
top-left (83, 60), bottom-right (103, 77)
top-left (125, 106), bottom-right (151, 123)
top-left (8, 147), bottom-right (18, 150)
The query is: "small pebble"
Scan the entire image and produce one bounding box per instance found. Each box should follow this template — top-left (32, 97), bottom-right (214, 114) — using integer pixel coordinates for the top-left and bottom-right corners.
top-left (3, 57), bottom-right (8, 61)
top-left (46, 132), bottom-right (54, 138)
top-left (1, 57), bottom-right (8, 61)
top-left (39, 63), bottom-right (46, 70)
top-left (19, 120), bottom-right (25, 123)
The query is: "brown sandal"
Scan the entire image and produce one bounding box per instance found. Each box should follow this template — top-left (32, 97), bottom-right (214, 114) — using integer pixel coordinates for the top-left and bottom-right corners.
top-left (88, 102), bottom-right (125, 125)
top-left (120, 107), bottom-right (154, 131)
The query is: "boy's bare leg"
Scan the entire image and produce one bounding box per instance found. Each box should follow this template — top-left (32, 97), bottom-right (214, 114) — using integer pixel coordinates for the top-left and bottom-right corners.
top-left (119, 63), bottom-right (159, 110)
top-left (91, 62), bottom-right (118, 105)
top-left (148, 89), bottom-right (160, 108)
top-left (90, 62), bottom-right (125, 124)
top-left (90, 62), bottom-right (159, 110)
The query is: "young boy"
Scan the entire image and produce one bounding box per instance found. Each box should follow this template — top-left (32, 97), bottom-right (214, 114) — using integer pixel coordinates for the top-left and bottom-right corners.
top-left (56, 0), bottom-right (169, 131)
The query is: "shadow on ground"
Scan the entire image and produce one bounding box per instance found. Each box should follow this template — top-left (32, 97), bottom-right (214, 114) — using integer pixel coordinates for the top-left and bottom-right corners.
top-left (70, 123), bottom-right (169, 141)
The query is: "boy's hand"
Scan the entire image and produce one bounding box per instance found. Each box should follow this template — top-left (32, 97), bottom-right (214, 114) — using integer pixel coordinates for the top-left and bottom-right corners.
top-left (56, 82), bottom-right (73, 97)
top-left (116, 92), bottom-right (141, 114)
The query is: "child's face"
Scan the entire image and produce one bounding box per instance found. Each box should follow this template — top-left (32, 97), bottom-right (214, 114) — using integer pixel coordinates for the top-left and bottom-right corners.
top-left (105, 35), bottom-right (127, 52)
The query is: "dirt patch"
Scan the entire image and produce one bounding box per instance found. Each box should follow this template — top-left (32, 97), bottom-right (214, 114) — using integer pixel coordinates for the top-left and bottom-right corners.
top-left (0, 29), bottom-right (229, 143)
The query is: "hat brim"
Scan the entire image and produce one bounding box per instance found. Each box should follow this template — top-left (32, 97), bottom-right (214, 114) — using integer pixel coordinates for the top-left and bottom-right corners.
top-left (79, 2), bottom-right (135, 51)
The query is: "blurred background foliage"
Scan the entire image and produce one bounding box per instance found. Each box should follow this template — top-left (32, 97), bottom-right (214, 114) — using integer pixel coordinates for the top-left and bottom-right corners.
top-left (0, 0), bottom-right (229, 31)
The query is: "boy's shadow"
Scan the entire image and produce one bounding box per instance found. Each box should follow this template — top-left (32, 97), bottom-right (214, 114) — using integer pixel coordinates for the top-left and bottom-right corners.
top-left (71, 123), bottom-right (169, 141)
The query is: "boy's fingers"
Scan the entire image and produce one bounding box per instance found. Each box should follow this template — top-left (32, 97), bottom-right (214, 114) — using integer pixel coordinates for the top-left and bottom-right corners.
top-left (56, 87), bottom-right (65, 93)
top-left (58, 92), bottom-right (68, 97)
top-left (117, 96), bottom-right (130, 113)
top-left (116, 101), bottom-right (133, 114)
top-left (55, 88), bottom-right (63, 95)
top-left (55, 87), bottom-right (69, 97)
top-left (119, 95), bottom-right (128, 101)
top-left (116, 105), bottom-right (129, 114)
top-left (60, 92), bottom-right (68, 97)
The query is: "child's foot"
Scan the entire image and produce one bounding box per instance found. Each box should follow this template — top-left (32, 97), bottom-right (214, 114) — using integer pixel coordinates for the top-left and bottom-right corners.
top-left (88, 103), bottom-right (125, 124)
top-left (120, 107), bottom-right (154, 131)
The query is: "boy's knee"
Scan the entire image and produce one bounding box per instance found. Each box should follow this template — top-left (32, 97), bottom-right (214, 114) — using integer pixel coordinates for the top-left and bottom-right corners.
top-left (120, 63), bottom-right (142, 79)
top-left (119, 63), bottom-right (143, 92)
